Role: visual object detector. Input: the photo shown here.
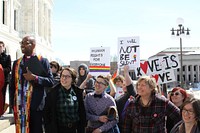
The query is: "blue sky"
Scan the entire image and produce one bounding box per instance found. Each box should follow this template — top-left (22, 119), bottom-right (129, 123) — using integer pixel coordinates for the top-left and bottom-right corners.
top-left (52, 0), bottom-right (200, 65)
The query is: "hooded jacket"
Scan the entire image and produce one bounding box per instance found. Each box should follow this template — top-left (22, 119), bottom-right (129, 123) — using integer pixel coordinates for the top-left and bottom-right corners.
top-left (76, 63), bottom-right (94, 93)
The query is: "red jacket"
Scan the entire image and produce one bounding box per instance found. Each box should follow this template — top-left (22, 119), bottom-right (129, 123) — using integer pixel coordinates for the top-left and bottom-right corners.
top-left (0, 64), bottom-right (5, 116)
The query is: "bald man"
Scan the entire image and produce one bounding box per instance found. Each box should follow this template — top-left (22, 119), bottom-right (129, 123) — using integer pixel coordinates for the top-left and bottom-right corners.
top-left (10, 36), bottom-right (54, 133)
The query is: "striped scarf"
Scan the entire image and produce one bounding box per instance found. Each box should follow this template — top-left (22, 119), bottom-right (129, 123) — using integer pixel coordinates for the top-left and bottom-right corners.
top-left (13, 55), bottom-right (42, 133)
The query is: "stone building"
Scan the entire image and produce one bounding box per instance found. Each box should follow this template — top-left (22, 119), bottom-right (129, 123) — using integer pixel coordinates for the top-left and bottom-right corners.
top-left (0, 0), bottom-right (54, 62)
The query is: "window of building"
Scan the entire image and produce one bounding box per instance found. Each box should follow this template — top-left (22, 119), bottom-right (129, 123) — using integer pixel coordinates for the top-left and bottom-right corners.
top-left (14, 10), bottom-right (17, 30)
top-left (188, 65), bottom-right (191, 71)
top-left (183, 75), bottom-right (185, 81)
top-left (183, 66), bottom-right (185, 71)
top-left (194, 74), bottom-right (197, 82)
top-left (2, 1), bottom-right (6, 24)
top-left (188, 75), bottom-right (191, 81)
top-left (194, 65), bottom-right (197, 71)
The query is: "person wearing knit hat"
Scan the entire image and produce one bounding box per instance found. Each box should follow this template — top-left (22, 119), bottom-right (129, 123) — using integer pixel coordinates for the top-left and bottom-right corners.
top-left (167, 87), bottom-right (188, 133)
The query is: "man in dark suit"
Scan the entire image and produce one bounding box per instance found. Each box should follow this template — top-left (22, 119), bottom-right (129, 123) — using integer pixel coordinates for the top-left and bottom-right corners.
top-left (10, 36), bottom-right (54, 133)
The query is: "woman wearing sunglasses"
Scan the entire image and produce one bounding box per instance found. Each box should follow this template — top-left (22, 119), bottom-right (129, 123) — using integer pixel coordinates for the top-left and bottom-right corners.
top-left (170, 87), bottom-right (188, 107)
top-left (170, 97), bottom-right (200, 133)
top-left (167, 87), bottom-right (188, 132)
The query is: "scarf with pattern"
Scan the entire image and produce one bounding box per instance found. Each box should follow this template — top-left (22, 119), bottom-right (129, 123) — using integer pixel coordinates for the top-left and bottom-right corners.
top-left (13, 55), bottom-right (42, 133)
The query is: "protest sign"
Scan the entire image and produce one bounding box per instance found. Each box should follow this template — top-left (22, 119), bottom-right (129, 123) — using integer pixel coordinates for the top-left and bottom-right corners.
top-left (89, 47), bottom-right (110, 77)
top-left (118, 36), bottom-right (140, 69)
top-left (135, 54), bottom-right (180, 84)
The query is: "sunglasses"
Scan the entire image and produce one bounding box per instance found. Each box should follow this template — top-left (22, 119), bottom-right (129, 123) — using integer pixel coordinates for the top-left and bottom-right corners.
top-left (171, 92), bottom-right (181, 96)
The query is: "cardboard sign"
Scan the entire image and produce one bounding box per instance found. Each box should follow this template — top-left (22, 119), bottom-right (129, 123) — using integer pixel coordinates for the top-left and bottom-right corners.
top-left (135, 54), bottom-right (180, 84)
top-left (118, 36), bottom-right (140, 69)
top-left (89, 47), bottom-right (110, 77)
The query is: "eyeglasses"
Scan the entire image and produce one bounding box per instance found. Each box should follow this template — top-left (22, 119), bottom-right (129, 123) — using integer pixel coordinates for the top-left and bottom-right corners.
top-left (95, 81), bottom-right (106, 86)
top-left (182, 108), bottom-right (194, 115)
top-left (171, 92), bottom-right (181, 96)
top-left (19, 41), bottom-right (31, 46)
top-left (61, 74), bottom-right (71, 79)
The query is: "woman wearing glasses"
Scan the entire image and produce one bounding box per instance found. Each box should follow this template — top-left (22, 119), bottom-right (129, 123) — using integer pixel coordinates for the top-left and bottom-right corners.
top-left (167, 87), bottom-right (188, 132)
top-left (44, 67), bottom-right (86, 133)
top-left (170, 97), bottom-right (200, 133)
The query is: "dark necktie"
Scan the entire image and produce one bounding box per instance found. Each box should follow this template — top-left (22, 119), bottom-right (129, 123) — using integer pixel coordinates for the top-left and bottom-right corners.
top-left (94, 94), bottom-right (102, 98)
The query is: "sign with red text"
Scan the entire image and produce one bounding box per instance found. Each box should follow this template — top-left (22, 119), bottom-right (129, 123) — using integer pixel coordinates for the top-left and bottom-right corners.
top-left (135, 54), bottom-right (180, 84)
top-left (118, 36), bottom-right (140, 69)
top-left (89, 47), bottom-right (110, 77)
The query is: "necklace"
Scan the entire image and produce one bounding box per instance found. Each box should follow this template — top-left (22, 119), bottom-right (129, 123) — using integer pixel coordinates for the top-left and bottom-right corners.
top-left (140, 98), bottom-right (152, 107)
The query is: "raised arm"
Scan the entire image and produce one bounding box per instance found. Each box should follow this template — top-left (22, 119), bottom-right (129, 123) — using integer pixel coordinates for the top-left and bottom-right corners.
top-left (124, 65), bottom-right (132, 86)
top-left (107, 74), bottom-right (116, 97)
top-left (79, 74), bottom-right (93, 89)
top-left (124, 65), bottom-right (136, 96)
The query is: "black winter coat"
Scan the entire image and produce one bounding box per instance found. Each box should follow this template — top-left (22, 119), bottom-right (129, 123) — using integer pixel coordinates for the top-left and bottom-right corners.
top-left (0, 52), bottom-right (11, 82)
top-left (44, 83), bottom-right (86, 133)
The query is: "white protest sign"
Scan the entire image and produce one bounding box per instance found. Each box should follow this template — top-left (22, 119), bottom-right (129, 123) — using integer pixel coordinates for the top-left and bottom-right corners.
top-left (150, 69), bottom-right (176, 84)
top-left (135, 54), bottom-right (180, 84)
top-left (89, 47), bottom-right (110, 77)
top-left (118, 36), bottom-right (140, 69)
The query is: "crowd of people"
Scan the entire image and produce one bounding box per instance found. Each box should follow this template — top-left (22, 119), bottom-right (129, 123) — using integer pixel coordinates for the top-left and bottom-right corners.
top-left (0, 35), bottom-right (200, 133)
